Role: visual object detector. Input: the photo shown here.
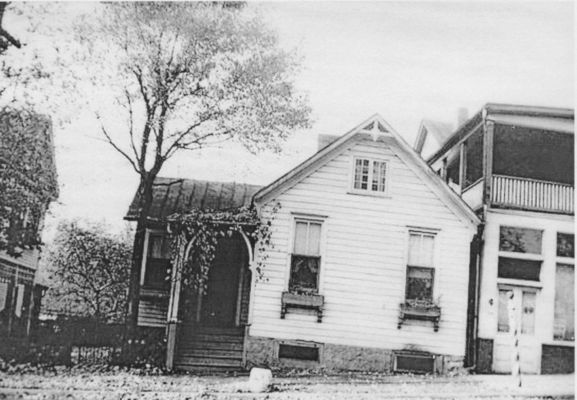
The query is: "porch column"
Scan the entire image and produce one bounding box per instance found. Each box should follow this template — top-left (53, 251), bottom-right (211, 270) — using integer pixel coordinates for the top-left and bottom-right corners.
top-left (238, 228), bottom-right (256, 326)
top-left (165, 234), bottom-right (195, 370)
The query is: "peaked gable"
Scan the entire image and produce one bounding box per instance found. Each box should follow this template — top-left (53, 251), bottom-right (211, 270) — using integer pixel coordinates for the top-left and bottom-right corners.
top-left (254, 114), bottom-right (480, 227)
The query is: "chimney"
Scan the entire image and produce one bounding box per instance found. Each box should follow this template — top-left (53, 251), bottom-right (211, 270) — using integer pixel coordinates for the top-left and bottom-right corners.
top-left (457, 108), bottom-right (469, 127)
top-left (317, 134), bottom-right (340, 151)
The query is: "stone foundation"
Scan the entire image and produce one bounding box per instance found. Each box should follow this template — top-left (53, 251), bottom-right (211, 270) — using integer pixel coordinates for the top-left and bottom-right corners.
top-left (541, 344), bottom-right (574, 374)
top-left (475, 338), bottom-right (493, 374)
top-left (246, 335), bottom-right (463, 374)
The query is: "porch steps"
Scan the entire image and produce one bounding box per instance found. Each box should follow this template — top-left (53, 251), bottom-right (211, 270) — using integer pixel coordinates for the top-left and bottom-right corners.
top-left (174, 326), bottom-right (244, 372)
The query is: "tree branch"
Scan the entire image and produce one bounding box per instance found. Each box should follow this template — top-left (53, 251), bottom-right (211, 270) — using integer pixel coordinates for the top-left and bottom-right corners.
top-left (0, 3), bottom-right (21, 50)
top-left (123, 89), bottom-right (141, 165)
top-left (95, 113), bottom-right (140, 175)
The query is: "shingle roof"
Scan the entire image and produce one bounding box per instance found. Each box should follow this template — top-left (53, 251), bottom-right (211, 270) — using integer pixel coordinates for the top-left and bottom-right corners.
top-left (125, 177), bottom-right (262, 221)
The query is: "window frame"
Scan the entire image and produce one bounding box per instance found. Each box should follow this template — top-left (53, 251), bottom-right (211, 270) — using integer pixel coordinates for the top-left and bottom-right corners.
top-left (140, 229), bottom-right (171, 288)
top-left (496, 225), bottom-right (544, 286)
top-left (552, 231), bottom-right (575, 344)
top-left (349, 156), bottom-right (390, 196)
top-left (287, 214), bottom-right (326, 295)
top-left (404, 229), bottom-right (438, 303)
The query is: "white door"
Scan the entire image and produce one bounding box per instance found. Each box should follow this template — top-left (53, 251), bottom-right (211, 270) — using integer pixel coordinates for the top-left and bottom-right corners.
top-left (493, 287), bottom-right (541, 374)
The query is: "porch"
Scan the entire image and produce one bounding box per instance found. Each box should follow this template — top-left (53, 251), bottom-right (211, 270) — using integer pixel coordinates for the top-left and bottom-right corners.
top-left (444, 121), bottom-right (574, 215)
top-left (169, 233), bottom-right (253, 372)
top-left (462, 175), bottom-right (574, 215)
top-left (125, 178), bottom-right (263, 372)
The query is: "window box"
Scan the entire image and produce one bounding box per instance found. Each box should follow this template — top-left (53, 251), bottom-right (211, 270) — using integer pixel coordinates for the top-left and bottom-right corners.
top-left (281, 291), bottom-right (324, 323)
top-left (398, 300), bottom-right (441, 332)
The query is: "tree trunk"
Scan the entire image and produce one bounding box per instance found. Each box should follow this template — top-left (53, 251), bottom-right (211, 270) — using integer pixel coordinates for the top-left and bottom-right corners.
top-left (125, 173), bottom-right (156, 345)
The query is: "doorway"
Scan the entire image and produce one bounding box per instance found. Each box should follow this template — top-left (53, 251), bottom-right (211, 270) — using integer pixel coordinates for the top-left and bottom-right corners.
top-left (493, 286), bottom-right (540, 374)
top-left (199, 235), bottom-right (244, 327)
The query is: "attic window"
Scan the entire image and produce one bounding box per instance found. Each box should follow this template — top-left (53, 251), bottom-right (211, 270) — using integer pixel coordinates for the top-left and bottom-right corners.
top-left (352, 157), bottom-right (388, 194)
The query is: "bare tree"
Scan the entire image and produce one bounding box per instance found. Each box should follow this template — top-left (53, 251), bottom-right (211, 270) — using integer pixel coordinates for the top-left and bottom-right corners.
top-left (73, 2), bottom-right (311, 336)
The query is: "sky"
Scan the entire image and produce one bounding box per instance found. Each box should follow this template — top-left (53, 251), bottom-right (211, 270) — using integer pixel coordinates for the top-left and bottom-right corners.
top-left (38, 1), bottom-right (574, 238)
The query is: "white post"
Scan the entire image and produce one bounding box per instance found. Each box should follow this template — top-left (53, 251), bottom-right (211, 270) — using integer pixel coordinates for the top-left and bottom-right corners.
top-left (166, 233), bottom-right (196, 370)
top-left (507, 291), bottom-right (522, 388)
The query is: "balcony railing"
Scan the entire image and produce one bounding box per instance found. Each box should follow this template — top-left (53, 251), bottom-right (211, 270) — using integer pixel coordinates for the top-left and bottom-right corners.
top-left (492, 175), bottom-right (574, 215)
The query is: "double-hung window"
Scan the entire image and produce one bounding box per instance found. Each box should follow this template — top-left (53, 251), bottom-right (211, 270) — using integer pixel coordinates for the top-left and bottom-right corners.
top-left (554, 232), bottom-right (574, 341)
top-left (289, 219), bottom-right (322, 294)
top-left (143, 232), bottom-right (171, 289)
top-left (353, 158), bottom-right (388, 193)
top-left (405, 231), bottom-right (436, 302)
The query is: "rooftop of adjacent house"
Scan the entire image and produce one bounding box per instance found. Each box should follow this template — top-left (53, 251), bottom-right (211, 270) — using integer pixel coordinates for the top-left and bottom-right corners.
top-left (421, 119), bottom-right (453, 143)
top-left (428, 103), bottom-right (574, 163)
top-left (124, 177), bottom-right (262, 221)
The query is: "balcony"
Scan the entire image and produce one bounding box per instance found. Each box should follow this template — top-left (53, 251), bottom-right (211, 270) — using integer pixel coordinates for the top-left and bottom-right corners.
top-left (491, 175), bottom-right (574, 215)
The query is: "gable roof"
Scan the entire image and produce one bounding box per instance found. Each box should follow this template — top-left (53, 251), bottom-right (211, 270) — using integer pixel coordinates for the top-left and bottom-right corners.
top-left (125, 177), bottom-right (262, 221)
top-left (414, 119), bottom-right (453, 153)
top-left (254, 114), bottom-right (480, 228)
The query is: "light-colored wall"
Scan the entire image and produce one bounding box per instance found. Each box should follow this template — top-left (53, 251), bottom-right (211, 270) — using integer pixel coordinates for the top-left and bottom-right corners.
top-left (252, 139), bottom-right (476, 357)
top-left (477, 209), bottom-right (574, 345)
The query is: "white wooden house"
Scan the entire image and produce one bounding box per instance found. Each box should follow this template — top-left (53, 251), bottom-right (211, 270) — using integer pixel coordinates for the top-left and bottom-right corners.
top-left (126, 114), bottom-right (480, 373)
top-left (246, 115), bottom-right (480, 372)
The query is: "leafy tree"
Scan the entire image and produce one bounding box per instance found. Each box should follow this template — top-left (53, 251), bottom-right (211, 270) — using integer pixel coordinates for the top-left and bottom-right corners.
top-left (72, 2), bottom-right (311, 334)
top-left (44, 221), bottom-right (132, 322)
top-left (0, 106), bottom-right (58, 256)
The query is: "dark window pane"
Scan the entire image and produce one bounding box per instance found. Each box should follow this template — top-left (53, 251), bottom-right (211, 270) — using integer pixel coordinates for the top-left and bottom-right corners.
top-left (557, 233), bottom-right (574, 258)
top-left (289, 255), bottom-right (320, 294)
top-left (278, 344), bottom-right (319, 361)
top-left (554, 264), bottom-right (574, 341)
top-left (144, 259), bottom-right (171, 288)
top-left (406, 266), bottom-right (434, 301)
top-left (465, 128), bottom-right (483, 187)
top-left (446, 154), bottom-right (460, 186)
top-left (499, 226), bottom-right (542, 254)
top-left (148, 234), bottom-right (170, 259)
top-left (498, 257), bottom-right (541, 281)
top-left (395, 352), bottom-right (435, 374)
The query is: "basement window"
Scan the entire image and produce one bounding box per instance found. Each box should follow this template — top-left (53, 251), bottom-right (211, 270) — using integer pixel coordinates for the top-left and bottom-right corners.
top-left (393, 350), bottom-right (439, 374)
top-left (278, 342), bottom-right (321, 362)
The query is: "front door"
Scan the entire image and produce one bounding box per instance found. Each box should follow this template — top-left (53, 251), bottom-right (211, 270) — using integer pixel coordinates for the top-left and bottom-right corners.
top-left (493, 287), bottom-right (541, 374)
top-left (200, 236), bottom-right (243, 327)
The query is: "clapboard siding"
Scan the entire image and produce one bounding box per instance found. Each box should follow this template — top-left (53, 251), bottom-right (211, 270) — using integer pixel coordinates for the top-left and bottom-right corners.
top-left (251, 139), bottom-right (475, 357)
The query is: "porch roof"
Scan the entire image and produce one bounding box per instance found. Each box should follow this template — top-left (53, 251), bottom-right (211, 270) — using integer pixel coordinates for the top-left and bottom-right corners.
top-left (124, 177), bottom-right (262, 221)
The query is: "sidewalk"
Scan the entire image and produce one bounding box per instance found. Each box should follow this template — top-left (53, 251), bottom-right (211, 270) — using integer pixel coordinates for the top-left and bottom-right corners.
top-left (0, 370), bottom-right (573, 399)
top-left (466, 374), bottom-right (574, 398)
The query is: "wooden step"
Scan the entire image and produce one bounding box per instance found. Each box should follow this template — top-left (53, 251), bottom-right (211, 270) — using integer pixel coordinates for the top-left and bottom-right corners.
top-left (177, 341), bottom-right (243, 351)
top-left (174, 364), bottom-right (244, 373)
top-left (174, 356), bottom-right (243, 368)
top-left (182, 334), bottom-right (244, 344)
top-left (177, 349), bottom-right (242, 359)
top-left (180, 325), bottom-right (243, 334)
